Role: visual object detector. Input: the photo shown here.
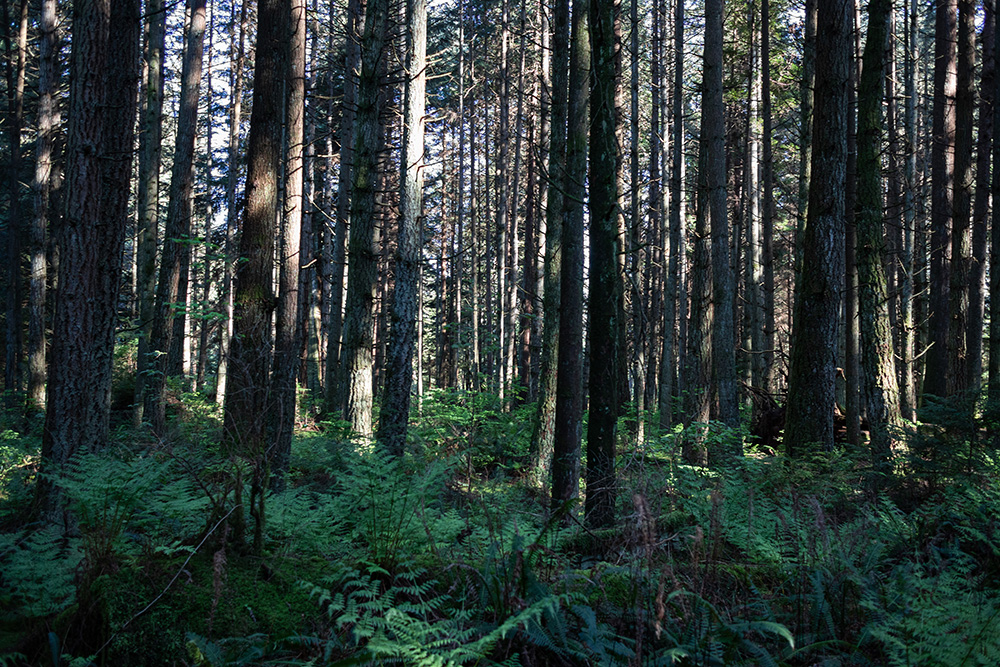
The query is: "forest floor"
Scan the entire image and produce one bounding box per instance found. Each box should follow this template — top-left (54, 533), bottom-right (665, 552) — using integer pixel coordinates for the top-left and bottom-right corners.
top-left (2, 386), bottom-right (1000, 666)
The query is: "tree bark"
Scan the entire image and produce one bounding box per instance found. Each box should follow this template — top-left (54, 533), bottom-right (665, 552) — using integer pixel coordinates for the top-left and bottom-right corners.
top-left (972, 2), bottom-right (995, 393)
top-left (856, 0), bottom-right (901, 479)
top-left (270, 0), bottom-right (308, 480)
top-left (925, 0), bottom-right (957, 399)
top-left (28, 0), bottom-right (60, 410)
top-left (378, 0), bottom-right (426, 456)
top-left (551, 0), bottom-right (588, 515)
top-left (585, 0), bottom-right (623, 528)
top-left (784, 0), bottom-right (849, 455)
top-left (145, 0), bottom-right (207, 433)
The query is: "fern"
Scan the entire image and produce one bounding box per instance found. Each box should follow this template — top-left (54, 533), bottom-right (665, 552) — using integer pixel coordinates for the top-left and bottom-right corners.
top-left (0, 526), bottom-right (82, 617)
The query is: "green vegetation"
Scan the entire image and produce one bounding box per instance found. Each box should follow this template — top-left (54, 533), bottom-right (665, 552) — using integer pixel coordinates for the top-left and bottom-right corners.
top-left (3, 382), bottom-right (1000, 666)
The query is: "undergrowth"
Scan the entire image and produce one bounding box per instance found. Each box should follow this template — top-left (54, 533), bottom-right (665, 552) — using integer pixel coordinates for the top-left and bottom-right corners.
top-left (1, 389), bottom-right (1000, 665)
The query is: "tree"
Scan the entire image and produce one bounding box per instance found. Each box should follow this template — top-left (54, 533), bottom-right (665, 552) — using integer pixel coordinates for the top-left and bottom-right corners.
top-left (378, 0), bottom-right (427, 456)
top-left (40, 0), bottom-right (139, 512)
top-left (585, 0), bottom-right (623, 528)
top-left (856, 0), bottom-right (901, 478)
top-left (341, 0), bottom-right (391, 437)
top-left (223, 0), bottom-right (287, 547)
top-left (551, 0), bottom-right (589, 513)
top-left (925, 0), bottom-right (957, 399)
top-left (784, 0), bottom-right (849, 454)
top-left (144, 0), bottom-right (208, 433)
top-left (270, 0), bottom-right (308, 480)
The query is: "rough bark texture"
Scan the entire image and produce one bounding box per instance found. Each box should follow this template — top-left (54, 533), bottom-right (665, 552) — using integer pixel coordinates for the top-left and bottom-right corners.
top-left (551, 0), bottom-right (588, 514)
top-left (761, 0), bottom-right (775, 396)
top-left (341, 0), bottom-right (389, 437)
top-left (784, 0), bottom-right (849, 455)
top-left (947, 0), bottom-right (975, 398)
top-left (41, 0), bottom-right (138, 510)
top-left (222, 0), bottom-right (285, 546)
top-left (925, 0), bottom-right (957, 399)
top-left (215, 0), bottom-right (247, 407)
top-left (325, 0), bottom-right (364, 416)
top-left (270, 0), bottom-right (307, 480)
top-left (28, 0), bottom-right (60, 410)
top-left (856, 0), bottom-right (901, 479)
top-left (969, 0), bottom-right (994, 392)
top-left (585, 0), bottom-right (622, 529)
top-left (529, 0), bottom-right (568, 485)
top-left (3, 0), bottom-right (26, 399)
top-left (378, 0), bottom-right (426, 456)
top-left (900, 0), bottom-right (918, 419)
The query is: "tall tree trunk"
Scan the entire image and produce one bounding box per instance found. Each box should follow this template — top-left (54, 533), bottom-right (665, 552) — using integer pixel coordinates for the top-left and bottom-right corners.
top-left (28, 0), bottom-right (60, 410)
top-left (41, 0), bottom-right (139, 509)
top-left (340, 0), bottom-right (390, 437)
top-left (223, 0), bottom-right (285, 548)
top-left (948, 0), bottom-right (975, 398)
top-left (991, 0), bottom-right (1000, 404)
top-left (270, 0), bottom-right (307, 480)
top-left (3, 0), bottom-right (27, 399)
top-left (971, 1), bottom-right (994, 393)
top-left (145, 0), bottom-right (207, 433)
top-left (551, 0), bottom-right (588, 514)
top-left (761, 0), bottom-right (775, 396)
top-left (795, 0), bottom-right (817, 279)
top-left (586, 0), bottom-right (623, 527)
top-left (925, 0), bottom-right (957, 399)
top-left (900, 0), bottom-right (918, 419)
top-left (844, 2), bottom-right (860, 447)
top-left (196, 6), bottom-right (215, 393)
top-left (378, 0), bottom-right (426, 455)
top-left (706, 0), bottom-right (737, 438)
top-left (647, 0), bottom-right (663, 424)
top-left (660, 0), bottom-right (685, 430)
top-left (856, 0), bottom-right (901, 480)
top-left (745, 1), bottom-right (764, 402)
top-left (784, 0), bottom-right (849, 455)
top-left (627, 0), bottom-right (644, 443)
top-left (530, 0), bottom-right (569, 485)
top-left (216, 0), bottom-right (247, 406)
top-left (324, 0), bottom-right (364, 416)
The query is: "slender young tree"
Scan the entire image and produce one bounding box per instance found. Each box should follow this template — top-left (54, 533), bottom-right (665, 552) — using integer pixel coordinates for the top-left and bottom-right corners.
top-left (585, 0), bottom-right (623, 528)
top-left (900, 0), bottom-right (918, 419)
top-left (761, 0), bottom-right (776, 395)
top-left (378, 0), bottom-right (426, 456)
top-left (785, 0), bottom-right (850, 454)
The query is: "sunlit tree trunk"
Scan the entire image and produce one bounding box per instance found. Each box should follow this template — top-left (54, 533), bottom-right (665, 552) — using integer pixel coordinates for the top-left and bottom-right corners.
top-left (270, 0), bottom-right (307, 481)
top-left (948, 0), bottom-right (975, 398)
top-left (530, 0), bottom-right (568, 485)
top-left (844, 2), bottom-right (860, 446)
top-left (28, 0), bottom-right (60, 410)
top-left (341, 0), bottom-right (390, 437)
top-left (761, 0), bottom-right (775, 396)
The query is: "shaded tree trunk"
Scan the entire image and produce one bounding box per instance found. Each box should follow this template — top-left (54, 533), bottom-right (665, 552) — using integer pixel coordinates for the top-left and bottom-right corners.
top-left (585, 0), bottom-right (623, 528)
top-left (784, 0), bottom-right (849, 455)
top-left (971, 1), bottom-right (994, 393)
top-left (378, 0), bottom-right (426, 456)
